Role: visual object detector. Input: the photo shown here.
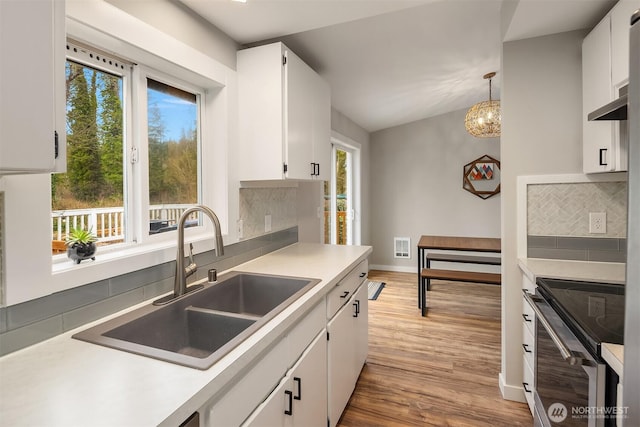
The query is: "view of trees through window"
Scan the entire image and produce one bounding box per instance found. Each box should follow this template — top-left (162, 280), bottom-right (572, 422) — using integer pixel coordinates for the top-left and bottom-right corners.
top-left (51, 59), bottom-right (200, 251)
top-left (52, 60), bottom-right (124, 211)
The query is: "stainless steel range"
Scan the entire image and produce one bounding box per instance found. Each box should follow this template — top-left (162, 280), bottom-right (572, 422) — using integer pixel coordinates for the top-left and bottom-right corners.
top-left (524, 278), bottom-right (625, 427)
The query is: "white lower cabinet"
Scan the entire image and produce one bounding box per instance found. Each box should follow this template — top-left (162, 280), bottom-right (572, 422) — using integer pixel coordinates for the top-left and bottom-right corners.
top-left (199, 258), bottom-right (370, 427)
top-left (327, 283), bottom-right (368, 427)
top-left (202, 302), bottom-right (325, 426)
top-left (242, 330), bottom-right (327, 427)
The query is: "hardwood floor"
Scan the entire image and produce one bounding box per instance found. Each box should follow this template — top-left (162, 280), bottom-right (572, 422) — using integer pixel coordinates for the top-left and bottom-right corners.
top-left (338, 270), bottom-right (533, 427)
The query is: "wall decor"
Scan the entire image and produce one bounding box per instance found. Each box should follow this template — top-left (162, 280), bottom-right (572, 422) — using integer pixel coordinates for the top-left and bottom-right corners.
top-left (463, 154), bottom-right (501, 199)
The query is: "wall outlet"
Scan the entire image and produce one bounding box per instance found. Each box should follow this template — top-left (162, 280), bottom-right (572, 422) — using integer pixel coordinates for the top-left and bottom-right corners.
top-left (264, 214), bottom-right (272, 232)
top-left (588, 296), bottom-right (606, 317)
top-left (237, 219), bottom-right (243, 239)
top-left (589, 212), bottom-right (606, 234)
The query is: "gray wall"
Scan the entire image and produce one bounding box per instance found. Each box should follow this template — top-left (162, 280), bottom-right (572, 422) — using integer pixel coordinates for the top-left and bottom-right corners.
top-left (500, 29), bottom-right (586, 397)
top-left (369, 108), bottom-right (501, 270)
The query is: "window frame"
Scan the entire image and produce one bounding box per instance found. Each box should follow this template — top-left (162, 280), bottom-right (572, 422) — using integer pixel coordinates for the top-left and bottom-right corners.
top-left (24, 6), bottom-right (232, 303)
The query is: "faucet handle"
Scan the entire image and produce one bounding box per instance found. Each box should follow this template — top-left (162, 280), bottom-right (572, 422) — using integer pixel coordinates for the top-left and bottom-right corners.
top-left (188, 243), bottom-right (195, 265)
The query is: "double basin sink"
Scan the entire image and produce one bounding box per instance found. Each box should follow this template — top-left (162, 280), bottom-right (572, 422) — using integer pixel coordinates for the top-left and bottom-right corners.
top-left (73, 272), bottom-right (320, 370)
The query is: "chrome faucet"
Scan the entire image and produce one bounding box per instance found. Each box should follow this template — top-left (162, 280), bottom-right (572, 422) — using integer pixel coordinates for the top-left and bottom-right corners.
top-left (154, 205), bottom-right (225, 305)
top-left (175, 205), bottom-right (224, 297)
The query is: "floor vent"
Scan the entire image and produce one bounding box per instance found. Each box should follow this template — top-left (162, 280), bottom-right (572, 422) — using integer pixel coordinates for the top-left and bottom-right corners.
top-left (394, 237), bottom-right (410, 259)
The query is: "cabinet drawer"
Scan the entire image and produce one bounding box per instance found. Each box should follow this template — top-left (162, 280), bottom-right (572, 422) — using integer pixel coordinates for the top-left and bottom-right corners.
top-left (523, 355), bottom-right (535, 415)
top-left (327, 260), bottom-right (368, 318)
top-left (522, 296), bottom-right (535, 336)
top-left (522, 322), bottom-right (535, 371)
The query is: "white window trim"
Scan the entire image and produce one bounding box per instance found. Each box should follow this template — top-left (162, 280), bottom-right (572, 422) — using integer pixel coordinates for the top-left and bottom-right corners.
top-left (1, 3), bottom-right (235, 305)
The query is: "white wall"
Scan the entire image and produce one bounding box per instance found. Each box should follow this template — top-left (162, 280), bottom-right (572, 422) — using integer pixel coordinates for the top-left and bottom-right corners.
top-left (368, 108), bottom-right (501, 271)
top-left (500, 29), bottom-right (586, 400)
top-left (106, 0), bottom-right (239, 70)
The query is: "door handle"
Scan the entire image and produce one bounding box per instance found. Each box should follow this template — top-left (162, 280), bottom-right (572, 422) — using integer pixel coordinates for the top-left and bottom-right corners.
top-left (353, 299), bottom-right (360, 317)
top-left (284, 390), bottom-right (293, 416)
top-left (523, 382), bottom-right (532, 393)
top-left (522, 313), bottom-right (532, 322)
top-left (293, 377), bottom-right (301, 400)
top-left (340, 291), bottom-right (349, 299)
top-left (522, 343), bottom-right (532, 353)
top-left (599, 148), bottom-right (608, 166)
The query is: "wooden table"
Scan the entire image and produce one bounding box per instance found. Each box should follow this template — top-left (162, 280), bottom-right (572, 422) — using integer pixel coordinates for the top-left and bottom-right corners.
top-left (417, 235), bottom-right (501, 308)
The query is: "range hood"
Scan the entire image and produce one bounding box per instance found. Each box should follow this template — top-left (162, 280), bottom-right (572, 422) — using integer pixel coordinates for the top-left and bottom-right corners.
top-left (588, 86), bottom-right (628, 121)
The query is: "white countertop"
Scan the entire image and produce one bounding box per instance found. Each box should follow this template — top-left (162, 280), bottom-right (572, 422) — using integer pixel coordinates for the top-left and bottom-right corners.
top-left (518, 257), bottom-right (626, 377)
top-left (518, 257), bottom-right (626, 285)
top-left (0, 243), bottom-right (372, 427)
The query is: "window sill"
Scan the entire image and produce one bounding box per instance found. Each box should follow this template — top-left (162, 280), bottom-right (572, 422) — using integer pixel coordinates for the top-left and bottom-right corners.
top-left (50, 232), bottom-right (221, 292)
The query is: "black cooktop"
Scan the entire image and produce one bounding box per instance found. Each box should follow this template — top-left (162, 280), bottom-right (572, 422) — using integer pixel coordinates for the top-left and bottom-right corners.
top-left (536, 277), bottom-right (625, 357)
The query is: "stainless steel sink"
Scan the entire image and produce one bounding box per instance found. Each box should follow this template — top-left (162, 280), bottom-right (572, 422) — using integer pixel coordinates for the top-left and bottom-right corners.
top-left (73, 272), bottom-right (320, 369)
top-left (189, 272), bottom-right (317, 316)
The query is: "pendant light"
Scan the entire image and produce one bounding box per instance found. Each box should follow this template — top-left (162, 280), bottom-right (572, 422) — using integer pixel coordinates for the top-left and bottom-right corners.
top-left (465, 72), bottom-right (501, 138)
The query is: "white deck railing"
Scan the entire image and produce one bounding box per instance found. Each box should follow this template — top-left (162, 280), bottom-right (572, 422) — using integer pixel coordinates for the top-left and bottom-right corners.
top-left (52, 204), bottom-right (194, 243)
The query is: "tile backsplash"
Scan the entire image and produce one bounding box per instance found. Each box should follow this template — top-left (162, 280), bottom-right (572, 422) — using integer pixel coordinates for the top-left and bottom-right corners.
top-left (527, 181), bottom-right (627, 237)
top-left (239, 187), bottom-right (297, 239)
top-left (527, 181), bottom-right (627, 262)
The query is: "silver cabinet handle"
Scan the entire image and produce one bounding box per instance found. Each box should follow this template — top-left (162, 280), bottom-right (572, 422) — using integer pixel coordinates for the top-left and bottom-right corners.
top-left (523, 290), bottom-right (583, 366)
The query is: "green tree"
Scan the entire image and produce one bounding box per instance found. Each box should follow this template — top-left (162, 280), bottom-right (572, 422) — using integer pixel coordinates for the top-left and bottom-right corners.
top-left (148, 101), bottom-right (167, 204)
top-left (98, 73), bottom-right (123, 202)
top-left (66, 63), bottom-right (102, 202)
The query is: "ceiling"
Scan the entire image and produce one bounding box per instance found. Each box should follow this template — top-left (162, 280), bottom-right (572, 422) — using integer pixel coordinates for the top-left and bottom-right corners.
top-left (180, 0), bottom-right (616, 133)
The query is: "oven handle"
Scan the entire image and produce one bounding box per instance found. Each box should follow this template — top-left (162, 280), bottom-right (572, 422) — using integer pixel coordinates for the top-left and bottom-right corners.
top-left (522, 290), bottom-right (583, 366)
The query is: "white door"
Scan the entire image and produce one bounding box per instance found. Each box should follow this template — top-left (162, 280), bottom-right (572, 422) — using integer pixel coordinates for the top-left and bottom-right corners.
top-left (325, 138), bottom-right (360, 245)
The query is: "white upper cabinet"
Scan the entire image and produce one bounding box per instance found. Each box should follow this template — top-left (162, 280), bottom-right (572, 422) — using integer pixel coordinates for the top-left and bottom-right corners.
top-left (583, 15), bottom-right (615, 173)
top-left (237, 42), bottom-right (330, 181)
top-left (612, 0), bottom-right (640, 88)
top-left (582, 0), bottom-right (639, 174)
top-left (0, 0), bottom-right (66, 174)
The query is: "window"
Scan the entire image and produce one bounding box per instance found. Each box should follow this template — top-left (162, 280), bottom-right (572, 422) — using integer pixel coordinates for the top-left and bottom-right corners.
top-left (147, 78), bottom-right (199, 235)
top-left (52, 42), bottom-right (129, 249)
top-left (52, 41), bottom-right (204, 259)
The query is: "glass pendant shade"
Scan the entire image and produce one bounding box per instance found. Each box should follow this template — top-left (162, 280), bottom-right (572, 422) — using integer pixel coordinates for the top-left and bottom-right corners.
top-left (465, 72), bottom-right (501, 138)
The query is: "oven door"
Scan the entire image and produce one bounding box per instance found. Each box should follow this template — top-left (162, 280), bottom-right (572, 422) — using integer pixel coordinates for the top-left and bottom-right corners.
top-left (524, 292), bottom-right (606, 427)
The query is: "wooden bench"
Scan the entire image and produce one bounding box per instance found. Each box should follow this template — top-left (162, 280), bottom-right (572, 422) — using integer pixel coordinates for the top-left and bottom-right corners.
top-left (420, 268), bottom-right (501, 316)
top-left (424, 252), bottom-right (501, 290)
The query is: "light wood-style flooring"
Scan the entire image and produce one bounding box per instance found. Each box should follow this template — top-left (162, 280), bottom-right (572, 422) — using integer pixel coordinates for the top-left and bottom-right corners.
top-left (338, 270), bottom-right (533, 427)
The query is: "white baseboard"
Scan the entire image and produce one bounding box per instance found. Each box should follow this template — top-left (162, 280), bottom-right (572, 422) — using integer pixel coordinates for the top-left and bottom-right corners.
top-left (369, 264), bottom-right (415, 273)
top-left (499, 372), bottom-right (527, 403)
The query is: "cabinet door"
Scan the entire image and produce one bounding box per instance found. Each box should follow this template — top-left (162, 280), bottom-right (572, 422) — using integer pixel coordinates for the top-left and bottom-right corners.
top-left (312, 73), bottom-right (331, 181)
top-left (353, 284), bottom-right (369, 370)
top-left (582, 15), bottom-right (615, 173)
top-left (290, 330), bottom-right (327, 427)
top-left (327, 300), bottom-right (357, 427)
top-left (327, 284), bottom-right (367, 427)
top-left (242, 331), bottom-right (327, 427)
top-left (284, 48), bottom-right (315, 180)
top-left (0, 0), bottom-right (64, 173)
top-left (611, 0), bottom-right (640, 88)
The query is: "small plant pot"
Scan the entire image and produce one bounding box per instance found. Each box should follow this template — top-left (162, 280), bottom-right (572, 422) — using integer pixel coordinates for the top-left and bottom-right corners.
top-left (67, 242), bottom-right (97, 264)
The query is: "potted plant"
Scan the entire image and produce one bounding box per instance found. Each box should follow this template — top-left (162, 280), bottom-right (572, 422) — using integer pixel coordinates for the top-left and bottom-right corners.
top-left (65, 227), bottom-right (97, 264)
